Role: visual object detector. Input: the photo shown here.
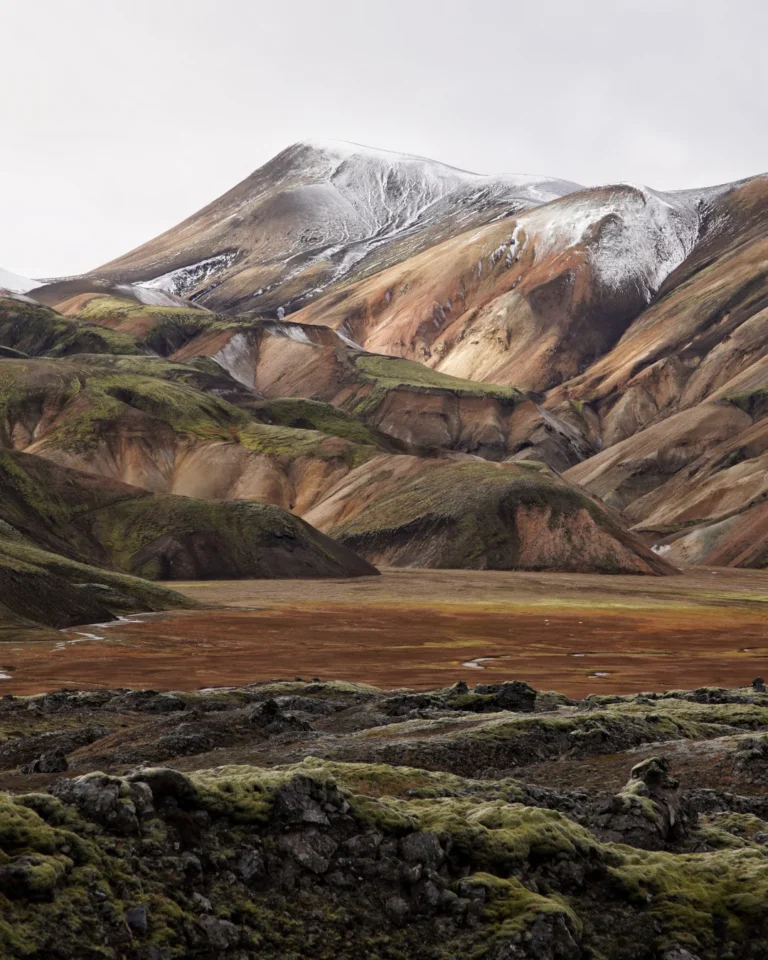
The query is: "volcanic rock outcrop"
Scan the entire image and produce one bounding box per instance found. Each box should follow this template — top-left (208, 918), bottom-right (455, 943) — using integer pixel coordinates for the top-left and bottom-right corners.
top-left (3, 678), bottom-right (768, 958)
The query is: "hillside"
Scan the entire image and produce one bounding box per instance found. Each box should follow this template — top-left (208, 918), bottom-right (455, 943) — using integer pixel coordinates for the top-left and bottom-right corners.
top-left (9, 140), bottom-right (768, 568)
top-left (0, 295), bottom-right (670, 578)
top-left (85, 141), bottom-right (580, 316)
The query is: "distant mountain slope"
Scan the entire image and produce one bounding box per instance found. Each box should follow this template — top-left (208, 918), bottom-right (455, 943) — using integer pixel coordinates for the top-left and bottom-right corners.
top-left (12, 139), bottom-right (768, 569)
top-left (89, 140), bottom-right (581, 315)
top-left (290, 179), bottom-right (748, 391)
top-left (0, 448), bottom-right (377, 581)
top-left (0, 339), bottom-right (670, 575)
top-left (0, 266), bottom-right (38, 295)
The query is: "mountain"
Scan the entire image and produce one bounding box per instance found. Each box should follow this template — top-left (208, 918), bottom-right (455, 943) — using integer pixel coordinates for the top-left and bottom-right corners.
top-left (10, 139), bottom-right (768, 573)
top-left (289, 179), bottom-right (740, 390)
top-left (0, 296), bottom-right (672, 579)
top-left (85, 140), bottom-right (581, 316)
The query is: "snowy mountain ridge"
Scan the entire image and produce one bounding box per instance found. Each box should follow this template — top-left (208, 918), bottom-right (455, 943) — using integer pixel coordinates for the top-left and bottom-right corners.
top-left (86, 140), bottom-right (766, 323)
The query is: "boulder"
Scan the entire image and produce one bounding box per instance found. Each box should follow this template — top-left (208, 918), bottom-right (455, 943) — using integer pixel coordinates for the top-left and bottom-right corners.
top-left (474, 681), bottom-right (536, 712)
top-left (49, 772), bottom-right (144, 835)
top-left (21, 750), bottom-right (69, 774)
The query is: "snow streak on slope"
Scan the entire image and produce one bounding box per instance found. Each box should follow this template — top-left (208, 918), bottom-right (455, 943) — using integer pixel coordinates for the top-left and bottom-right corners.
top-left (92, 140), bottom-right (583, 310)
top-left (479, 184), bottom-right (705, 303)
top-left (270, 141), bottom-right (583, 293)
top-left (0, 267), bottom-right (39, 294)
top-left (137, 253), bottom-right (238, 298)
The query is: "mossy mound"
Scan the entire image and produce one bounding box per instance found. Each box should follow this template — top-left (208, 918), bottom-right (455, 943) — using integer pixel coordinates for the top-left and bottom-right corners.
top-left (0, 298), bottom-right (142, 357)
top-left (0, 355), bottom-right (379, 471)
top-left (252, 397), bottom-right (395, 449)
top-left (323, 459), bottom-right (674, 574)
top-left (0, 532), bottom-right (190, 633)
top-left (0, 449), bottom-right (377, 583)
top-left (92, 493), bottom-right (378, 580)
top-left (350, 353), bottom-right (522, 417)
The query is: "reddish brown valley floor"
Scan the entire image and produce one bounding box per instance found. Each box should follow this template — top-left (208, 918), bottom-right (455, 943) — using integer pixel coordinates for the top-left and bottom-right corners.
top-left (2, 567), bottom-right (767, 697)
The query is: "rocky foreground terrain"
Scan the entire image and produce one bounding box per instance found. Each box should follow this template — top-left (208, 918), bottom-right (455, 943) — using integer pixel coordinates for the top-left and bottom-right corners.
top-left (3, 676), bottom-right (768, 958)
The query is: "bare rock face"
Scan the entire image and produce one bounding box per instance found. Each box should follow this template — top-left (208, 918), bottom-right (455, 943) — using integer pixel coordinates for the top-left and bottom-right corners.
top-left (20, 751), bottom-right (68, 775)
top-left (495, 912), bottom-right (582, 960)
top-left (625, 755), bottom-right (686, 833)
top-left (49, 771), bottom-right (147, 835)
top-left (591, 756), bottom-right (690, 850)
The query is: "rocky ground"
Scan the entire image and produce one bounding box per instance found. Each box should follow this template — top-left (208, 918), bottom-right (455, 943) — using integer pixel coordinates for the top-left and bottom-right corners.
top-left (3, 676), bottom-right (768, 958)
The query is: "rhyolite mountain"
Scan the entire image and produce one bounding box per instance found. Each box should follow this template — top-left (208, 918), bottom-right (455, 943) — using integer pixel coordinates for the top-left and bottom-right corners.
top-left (8, 140), bottom-right (768, 581)
top-left (0, 308), bottom-right (673, 584)
top-left (83, 140), bottom-right (581, 316)
top-left (53, 138), bottom-right (766, 569)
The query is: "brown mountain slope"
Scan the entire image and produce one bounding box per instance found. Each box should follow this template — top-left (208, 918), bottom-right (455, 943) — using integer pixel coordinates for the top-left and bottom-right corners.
top-left (170, 319), bottom-right (563, 461)
top-left (0, 354), bottom-right (382, 514)
top-left (88, 141), bottom-right (580, 316)
top-left (287, 182), bottom-right (736, 392)
top-left (663, 499), bottom-right (768, 568)
top-left (551, 177), bottom-right (768, 434)
top-left (544, 179), bottom-right (768, 546)
top-left (0, 353), bottom-right (671, 575)
top-left (302, 456), bottom-right (675, 575)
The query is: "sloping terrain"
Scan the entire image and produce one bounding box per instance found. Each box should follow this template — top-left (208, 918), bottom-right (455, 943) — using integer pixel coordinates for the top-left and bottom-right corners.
top-left (172, 317), bottom-right (534, 459)
top-left (0, 449), bottom-right (377, 582)
top-left (304, 457), bottom-right (674, 574)
top-left (556, 178), bottom-right (768, 544)
top-left (660, 500), bottom-right (768, 568)
top-left (88, 140), bottom-right (580, 316)
top-left (0, 529), bottom-right (189, 634)
top-left (289, 181), bottom-right (725, 391)
top-left (0, 266), bottom-right (38, 296)
top-left (12, 142), bottom-right (768, 565)
top-left (0, 296), bottom-right (142, 357)
top-left (3, 678), bottom-right (768, 958)
top-left (0, 344), bottom-right (671, 575)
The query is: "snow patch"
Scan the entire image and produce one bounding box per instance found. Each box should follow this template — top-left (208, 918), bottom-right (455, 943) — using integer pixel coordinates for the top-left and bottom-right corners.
top-left (113, 284), bottom-right (182, 308)
top-left (213, 331), bottom-right (257, 389)
top-left (269, 323), bottom-right (315, 346)
top-left (503, 184), bottom-right (702, 303)
top-left (0, 266), bottom-right (39, 294)
top-left (137, 253), bottom-right (237, 298)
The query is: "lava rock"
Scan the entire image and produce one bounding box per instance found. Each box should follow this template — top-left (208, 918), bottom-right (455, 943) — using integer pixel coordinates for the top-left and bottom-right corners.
top-left (125, 904), bottom-right (148, 935)
top-left (198, 916), bottom-right (240, 950)
top-left (20, 749), bottom-right (69, 774)
top-left (474, 680), bottom-right (536, 712)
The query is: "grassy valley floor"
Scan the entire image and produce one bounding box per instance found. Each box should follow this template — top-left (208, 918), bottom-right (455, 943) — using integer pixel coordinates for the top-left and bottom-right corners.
top-left (1, 567), bottom-right (767, 697)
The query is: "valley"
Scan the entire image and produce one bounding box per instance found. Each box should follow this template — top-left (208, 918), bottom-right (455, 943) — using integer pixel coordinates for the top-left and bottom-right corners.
top-left (2, 568), bottom-right (766, 697)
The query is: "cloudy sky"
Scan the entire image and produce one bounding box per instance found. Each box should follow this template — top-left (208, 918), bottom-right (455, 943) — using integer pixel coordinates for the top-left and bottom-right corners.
top-left (3, 0), bottom-right (767, 277)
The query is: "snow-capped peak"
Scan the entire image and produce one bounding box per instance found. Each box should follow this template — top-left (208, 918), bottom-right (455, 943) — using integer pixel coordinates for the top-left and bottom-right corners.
top-left (289, 138), bottom-right (581, 197)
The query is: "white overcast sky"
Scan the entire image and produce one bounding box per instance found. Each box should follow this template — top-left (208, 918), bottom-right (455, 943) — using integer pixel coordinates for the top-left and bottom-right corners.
top-left (2, 0), bottom-right (767, 277)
